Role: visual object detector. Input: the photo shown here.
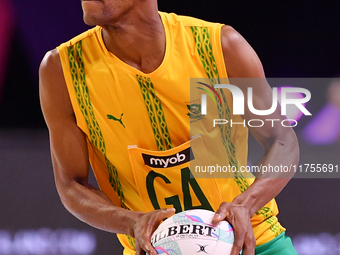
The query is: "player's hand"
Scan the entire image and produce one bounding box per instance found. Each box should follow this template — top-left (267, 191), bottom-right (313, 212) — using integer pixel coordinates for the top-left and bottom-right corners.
top-left (212, 202), bottom-right (255, 255)
top-left (133, 208), bottom-right (176, 255)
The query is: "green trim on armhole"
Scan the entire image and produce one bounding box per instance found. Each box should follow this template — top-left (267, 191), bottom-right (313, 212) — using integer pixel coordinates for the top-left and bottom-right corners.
top-left (191, 26), bottom-right (249, 193)
top-left (66, 41), bottom-right (127, 209)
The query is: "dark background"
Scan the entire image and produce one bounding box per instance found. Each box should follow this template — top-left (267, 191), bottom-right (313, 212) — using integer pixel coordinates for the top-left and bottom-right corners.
top-left (1, 0), bottom-right (340, 254)
top-left (2, 0), bottom-right (340, 127)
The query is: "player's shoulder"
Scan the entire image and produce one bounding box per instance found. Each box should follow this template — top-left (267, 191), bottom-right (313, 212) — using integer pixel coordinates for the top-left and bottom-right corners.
top-left (220, 25), bottom-right (249, 54)
top-left (220, 25), bottom-right (244, 46)
top-left (39, 48), bottom-right (66, 97)
top-left (219, 25), bottom-right (265, 78)
top-left (40, 26), bottom-right (101, 76)
top-left (58, 26), bottom-right (100, 48)
top-left (39, 49), bottom-right (74, 121)
top-left (39, 48), bottom-right (61, 78)
top-left (160, 11), bottom-right (223, 28)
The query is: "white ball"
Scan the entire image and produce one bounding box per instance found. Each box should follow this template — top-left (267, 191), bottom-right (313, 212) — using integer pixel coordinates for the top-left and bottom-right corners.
top-left (150, 209), bottom-right (235, 255)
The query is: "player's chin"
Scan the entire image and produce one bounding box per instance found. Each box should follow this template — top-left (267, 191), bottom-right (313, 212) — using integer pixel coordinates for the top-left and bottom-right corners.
top-left (81, 4), bottom-right (104, 26)
top-left (82, 13), bottom-right (102, 26)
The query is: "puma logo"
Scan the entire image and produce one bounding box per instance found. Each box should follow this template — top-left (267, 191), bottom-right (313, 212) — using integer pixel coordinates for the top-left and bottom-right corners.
top-left (107, 113), bottom-right (125, 128)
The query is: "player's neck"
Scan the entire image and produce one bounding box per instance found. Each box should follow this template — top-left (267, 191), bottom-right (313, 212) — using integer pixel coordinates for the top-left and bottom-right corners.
top-left (102, 11), bottom-right (165, 74)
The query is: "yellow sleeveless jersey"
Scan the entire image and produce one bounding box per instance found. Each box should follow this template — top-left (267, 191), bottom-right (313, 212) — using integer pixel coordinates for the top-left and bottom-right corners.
top-left (57, 12), bottom-right (285, 254)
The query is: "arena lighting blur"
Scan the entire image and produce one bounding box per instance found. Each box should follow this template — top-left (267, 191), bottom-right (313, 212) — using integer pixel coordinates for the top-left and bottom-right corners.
top-left (302, 104), bottom-right (340, 144)
top-left (277, 86), bottom-right (306, 124)
top-left (0, 228), bottom-right (96, 255)
top-left (293, 233), bottom-right (340, 255)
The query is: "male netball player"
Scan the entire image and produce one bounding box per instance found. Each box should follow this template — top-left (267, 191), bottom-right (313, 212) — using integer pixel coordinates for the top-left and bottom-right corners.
top-left (39, 0), bottom-right (299, 254)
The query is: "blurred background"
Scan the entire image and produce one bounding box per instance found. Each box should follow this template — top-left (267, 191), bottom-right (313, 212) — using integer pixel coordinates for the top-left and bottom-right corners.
top-left (0, 0), bottom-right (340, 254)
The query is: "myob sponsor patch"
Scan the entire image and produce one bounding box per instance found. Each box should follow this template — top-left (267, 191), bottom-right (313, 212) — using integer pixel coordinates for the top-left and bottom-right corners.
top-left (142, 147), bottom-right (194, 168)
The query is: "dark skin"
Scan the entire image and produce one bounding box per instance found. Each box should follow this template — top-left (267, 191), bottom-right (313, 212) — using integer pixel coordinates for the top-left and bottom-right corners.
top-left (39, 0), bottom-right (299, 254)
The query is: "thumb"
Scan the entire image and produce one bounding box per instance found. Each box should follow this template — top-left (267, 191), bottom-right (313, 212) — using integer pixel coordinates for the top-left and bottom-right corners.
top-left (158, 208), bottom-right (176, 219)
top-left (213, 202), bottom-right (230, 224)
top-left (154, 208), bottom-right (176, 226)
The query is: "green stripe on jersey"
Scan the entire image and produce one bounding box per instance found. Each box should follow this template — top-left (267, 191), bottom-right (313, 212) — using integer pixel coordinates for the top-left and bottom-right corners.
top-left (67, 41), bottom-right (127, 209)
top-left (191, 26), bottom-right (249, 192)
top-left (137, 75), bottom-right (173, 151)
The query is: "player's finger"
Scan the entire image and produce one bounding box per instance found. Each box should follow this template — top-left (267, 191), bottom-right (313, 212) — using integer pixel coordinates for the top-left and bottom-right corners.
top-left (135, 240), bottom-right (145, 255)
top-left (230, 226), bottom-right (246, 255)
top-left (141, 242), bottom-right (155, 255)
top-left (139, 208), bottom-right (175, 255)
top-left (155, 208), bottom-right (176, 221)
top-left (242, 242), bottom-right (255, 255)
top-left (146, 208), bottom-right (175, 233)
top-left (239, 227), bottom-right (255, 255)
top-left (213, 202), bottom-right (230, 223)
top-left (136, 226), bottom-right (156, 255)
top-left (136, 230), bottom-right (155, 255)
top-left (226, 210), bottom-right (247, 255)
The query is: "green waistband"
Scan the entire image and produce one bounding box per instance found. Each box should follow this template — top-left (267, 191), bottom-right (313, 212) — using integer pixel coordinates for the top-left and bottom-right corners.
top-left (255, 232), bottom-right (286, 254)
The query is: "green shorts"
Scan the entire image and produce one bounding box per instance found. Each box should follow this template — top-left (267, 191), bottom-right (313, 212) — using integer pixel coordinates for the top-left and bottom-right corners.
top-left (255, 232), bottom-right (298, 255)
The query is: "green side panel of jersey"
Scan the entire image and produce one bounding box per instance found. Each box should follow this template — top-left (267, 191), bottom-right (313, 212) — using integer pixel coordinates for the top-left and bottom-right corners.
top-left (265, 217), bottom-right (285, 237)
top-left (67, 41), bottom-right (127, 209)
top-left (136, 74), bottom-right (173, 151)
top-left (256, 206), bottom-right (274, 219)
top-left (257, 207), bottom-right (284, 236)
top-left (191, 26), bottom-right (249, 192)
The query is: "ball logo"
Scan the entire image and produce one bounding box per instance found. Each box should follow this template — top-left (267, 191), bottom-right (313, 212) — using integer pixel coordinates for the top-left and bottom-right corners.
top-left (142, 147), bottom-right (194, 168)
top-left (197, 244), bottom-right (209, 254)
top-left (150, 210), bottom-right (236, 255)
top-left (151, 224), bottom-right (217, 245)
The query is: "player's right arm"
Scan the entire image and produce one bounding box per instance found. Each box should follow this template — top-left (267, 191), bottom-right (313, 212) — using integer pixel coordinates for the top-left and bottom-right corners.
top-left (39, 49), bottom-right (174, 255)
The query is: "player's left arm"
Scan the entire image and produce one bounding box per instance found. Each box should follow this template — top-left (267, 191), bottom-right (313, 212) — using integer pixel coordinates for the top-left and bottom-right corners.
top-left (213, 25), bottom-right (299, 255)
